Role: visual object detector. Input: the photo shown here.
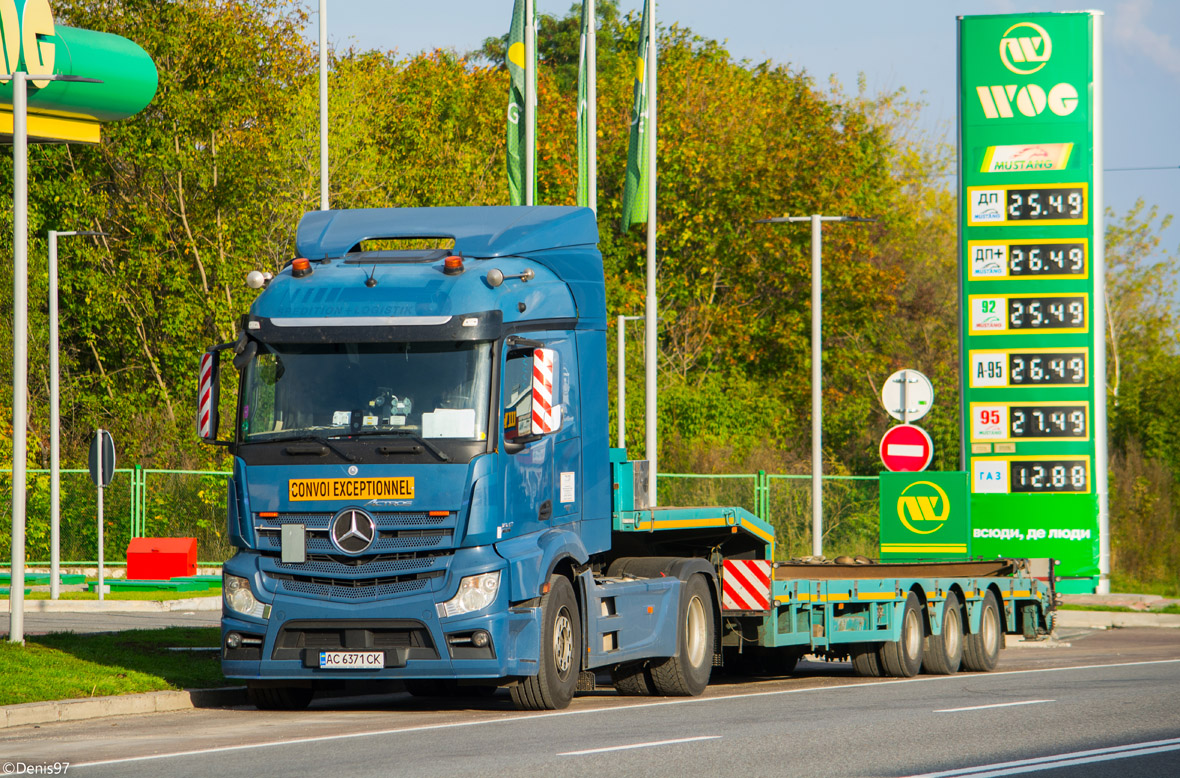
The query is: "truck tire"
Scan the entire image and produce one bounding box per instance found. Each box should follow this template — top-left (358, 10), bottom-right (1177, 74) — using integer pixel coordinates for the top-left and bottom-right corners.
top-left (246, 683), bottom-right (313, 711)
top-left (610, 661), bottom-right (655, 695)
top-left (850, 644), bottom-right (883, 677)
top-left (510, 575), bottom-right (580, 710)
top-left (963, 590), bottom-right (1003, 672)
top-left (649, 574), bottom-right (715, 696)
top-left (922, 591), bottom-right (964, 675)
top-left (877, 591), bottom-right (924, 678)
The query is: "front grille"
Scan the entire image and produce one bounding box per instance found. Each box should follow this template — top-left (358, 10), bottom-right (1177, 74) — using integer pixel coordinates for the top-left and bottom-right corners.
top-left (272, 571), bottom-right (441, 600)
top-left (276, 554), bottom-right (447, 577)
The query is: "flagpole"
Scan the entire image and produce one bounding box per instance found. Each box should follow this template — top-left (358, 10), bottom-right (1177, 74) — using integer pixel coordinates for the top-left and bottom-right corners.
top-left (524, 0), bottom-right (535, 206)
top-left (588, 0), bottom-right (597, 214)
top-left (644, 2), bottom-right (657, 507)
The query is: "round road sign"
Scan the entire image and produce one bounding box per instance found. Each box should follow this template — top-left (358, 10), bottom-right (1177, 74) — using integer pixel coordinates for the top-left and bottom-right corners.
top-left (880, 369), bottom-right (934, 423)
top-left (879, 424), bottom-right (934, 472)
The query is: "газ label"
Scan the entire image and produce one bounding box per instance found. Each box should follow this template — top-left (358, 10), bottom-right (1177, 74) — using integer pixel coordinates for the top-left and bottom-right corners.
top-left (289, 477), bottom-right (414, 501)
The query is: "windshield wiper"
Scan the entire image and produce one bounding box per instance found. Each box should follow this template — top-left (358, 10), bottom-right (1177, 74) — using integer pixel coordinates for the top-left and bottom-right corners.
top-left (281, 435), bottom-right (360, 463)
top-left (338, 429), bottom-right (451, 462)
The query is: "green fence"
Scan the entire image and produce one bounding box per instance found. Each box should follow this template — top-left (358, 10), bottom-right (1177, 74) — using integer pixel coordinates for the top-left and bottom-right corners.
top-left (0, 468), bottom-right (233, 565)
top-left (659, 472), bottom-right (881, 560)
top-left (2, 468), bottom-right (880, 566)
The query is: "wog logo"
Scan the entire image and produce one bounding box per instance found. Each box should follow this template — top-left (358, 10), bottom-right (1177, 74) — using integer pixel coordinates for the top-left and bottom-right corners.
top-left (1000, 21), bottom-right (1052, 74)
top-left (896, 481), bottom-right (950, 535)
top-left (975, 19), bottom-right (1080, 120)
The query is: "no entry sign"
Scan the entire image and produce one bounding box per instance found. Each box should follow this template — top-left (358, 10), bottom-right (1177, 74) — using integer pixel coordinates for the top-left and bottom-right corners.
top-left (880, 424), bottom-right (934, 472)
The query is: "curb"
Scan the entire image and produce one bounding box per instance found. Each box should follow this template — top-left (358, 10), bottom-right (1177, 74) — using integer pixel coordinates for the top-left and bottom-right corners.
top-left (0, 597), bottom-right (220, 614)
top-left (1054, 610), bottom-right (1180, 629)
top-left (0, 686), bottom-right (246, 729)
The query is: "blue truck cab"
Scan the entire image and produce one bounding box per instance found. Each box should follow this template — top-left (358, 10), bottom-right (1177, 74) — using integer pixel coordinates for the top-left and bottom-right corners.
top-left (199, 206), bottom-right (1054, 711)
top-left (200, 206), bottom-right (727, 710)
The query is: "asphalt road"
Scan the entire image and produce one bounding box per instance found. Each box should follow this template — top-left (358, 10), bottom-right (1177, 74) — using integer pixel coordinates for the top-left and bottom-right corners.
top-left (2, 628), bottom-right (1177, 778)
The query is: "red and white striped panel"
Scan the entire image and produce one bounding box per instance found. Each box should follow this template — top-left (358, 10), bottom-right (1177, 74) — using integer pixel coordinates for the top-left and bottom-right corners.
top-left (722, 559), bottom-right (772, 611)
top-left (531, 348), bottom-right (560, 434)
top-left (197, 352), bottom-right (215, 439)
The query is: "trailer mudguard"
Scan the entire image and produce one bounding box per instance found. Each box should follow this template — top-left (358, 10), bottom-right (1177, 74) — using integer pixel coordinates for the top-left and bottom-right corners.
top-left (495, 526), bottom-right (590, 603)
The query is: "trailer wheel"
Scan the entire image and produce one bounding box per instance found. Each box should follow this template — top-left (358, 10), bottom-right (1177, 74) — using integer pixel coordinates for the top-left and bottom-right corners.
top-left (246, 683), bottom-right (313, 711)
top-left (922, 591), bottom-right (964, 675)
top-left (850, 644), bottom-right (883, 677)
top-left (877, 591), bottom-right (924, 678)
top-left (963, 590), bottom-right (1003, 672)
top-left (610, 662), bottom-right (655, 695)
top-left (510, 575), bottom-right (580, 710)
top-left (650, 574), bottom-right (715, 696)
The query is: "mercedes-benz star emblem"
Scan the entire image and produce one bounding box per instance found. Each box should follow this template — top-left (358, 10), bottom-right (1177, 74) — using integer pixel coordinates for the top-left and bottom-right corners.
top-left (329, 508), bottom-right (377, 555)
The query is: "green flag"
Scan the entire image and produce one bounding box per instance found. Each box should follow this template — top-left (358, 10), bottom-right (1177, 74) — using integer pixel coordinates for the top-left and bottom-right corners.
top-left (506, 0), bottom-right (528, 206)
top-left (621, 0), bottom-right (651, 229)
top-left (576, 0), bottom-right (592, 208)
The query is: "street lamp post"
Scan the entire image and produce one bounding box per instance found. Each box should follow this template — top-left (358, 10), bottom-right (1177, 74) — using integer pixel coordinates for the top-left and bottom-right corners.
top-left (48, 230), bottom-right (105, 600)
top-left (319, 0), bottom-right (329, 210)
top-left (4, 72), bottom-right (102, 643)
top-left (616, 314), bottom-right (644, 449)
top-left (755, 214), bottom-right (874, 558)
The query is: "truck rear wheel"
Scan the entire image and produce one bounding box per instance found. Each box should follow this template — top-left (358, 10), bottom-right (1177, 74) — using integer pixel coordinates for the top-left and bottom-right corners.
top-left (246, 683), bottom-right (314, 711)
top-left (510, 575), bottom-right (580, 711)
top-left (650, 574), bottom-right (715, 696)
top-left (922, 591), bottom-right (964, 675)
top-left (963, 590), bottom-right (1003, 672)
top-left (877, 591), bottom-right (924, 678)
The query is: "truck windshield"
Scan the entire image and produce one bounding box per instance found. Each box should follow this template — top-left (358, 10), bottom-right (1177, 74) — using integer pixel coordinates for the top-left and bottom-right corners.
top-left (239, 341), bottom-right (493, 442)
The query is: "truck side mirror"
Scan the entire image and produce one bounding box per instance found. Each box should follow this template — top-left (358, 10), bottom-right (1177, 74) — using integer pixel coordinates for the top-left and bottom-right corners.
top-left (197, 346), bottom-right (234, 447)
top-left (197, 350), bottom-right (221, 442)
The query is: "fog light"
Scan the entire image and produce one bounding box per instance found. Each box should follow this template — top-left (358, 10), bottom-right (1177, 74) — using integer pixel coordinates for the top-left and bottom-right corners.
top-left (471, 630), bottom-right (490, 648)
top-left (226, 632), bottom-right (242, 649)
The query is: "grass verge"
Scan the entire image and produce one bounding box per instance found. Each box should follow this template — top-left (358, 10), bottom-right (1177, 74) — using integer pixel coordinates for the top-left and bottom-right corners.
top-left (0, 627), bottom-right (228, 706)
top-left (3, 589), bottom-right (222, 602)
top-left (1059, 603), bottom-right (1180, 615)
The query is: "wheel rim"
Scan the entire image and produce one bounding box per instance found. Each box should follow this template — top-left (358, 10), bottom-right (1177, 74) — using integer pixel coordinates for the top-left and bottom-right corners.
top-left (945, 606), bottom-right (962, 657)
top-left (982, 604), bottom-right (998, 652)
top-left (903, 609), bottom-right (921, 659)
top-left (553, 606), bottom-right (573, 677)
top-left (685, 595), bottom-right (707, 668)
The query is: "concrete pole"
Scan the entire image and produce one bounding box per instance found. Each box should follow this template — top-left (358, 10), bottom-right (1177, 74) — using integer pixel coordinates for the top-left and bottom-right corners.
top-left (811, 214), bottom-right (823, 558)
top-left (9, 72), bottom-right (28, 643)
top-left (49, 231), bottom-right (61, 599)
top-left (587, 0), bottom-right (596, 214)
top-left (644, 3), bottom-right (658, 507)
top-left (524, 0), bottom-right (535, 206)
top-left (617, 315), bottom-right (625, 449)
top-left (319, 0), bottom-right (329, 210)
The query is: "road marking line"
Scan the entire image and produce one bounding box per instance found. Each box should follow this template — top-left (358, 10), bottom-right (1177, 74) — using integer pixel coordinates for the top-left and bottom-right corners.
top-left (934, 699), bottom-right (1054, 713)
top-left (69, 658), bottom-right (1180, 769)
top-left (902, 736), bottom-right (1180, 777)
top-left (558, 735), bottom-right (720, 756)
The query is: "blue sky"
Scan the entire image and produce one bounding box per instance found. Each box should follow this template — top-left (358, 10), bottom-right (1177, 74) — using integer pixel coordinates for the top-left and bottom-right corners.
top-left (316, 1), bottom-right (1180, 238)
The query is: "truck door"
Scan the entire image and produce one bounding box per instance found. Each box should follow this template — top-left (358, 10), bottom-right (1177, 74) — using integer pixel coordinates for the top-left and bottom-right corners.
top-left (500, 335), bottom-right (581, 533)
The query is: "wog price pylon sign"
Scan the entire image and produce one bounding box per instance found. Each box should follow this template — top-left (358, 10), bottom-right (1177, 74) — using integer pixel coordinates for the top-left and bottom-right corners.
top-left (958, 12), bottom-right (1106, 593)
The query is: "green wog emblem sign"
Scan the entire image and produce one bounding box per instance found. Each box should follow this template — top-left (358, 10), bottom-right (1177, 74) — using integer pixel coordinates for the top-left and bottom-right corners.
top-left (958, 12), bottom-right (1105, 593)
top-left (880, 472), bottom-right (971, 561)
top-left (0, 0), bottom-right (157, 143)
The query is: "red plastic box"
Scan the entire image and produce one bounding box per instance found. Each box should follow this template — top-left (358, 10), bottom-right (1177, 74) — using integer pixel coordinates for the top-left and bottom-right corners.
top-left (126, 537), bottom-right (197, 580)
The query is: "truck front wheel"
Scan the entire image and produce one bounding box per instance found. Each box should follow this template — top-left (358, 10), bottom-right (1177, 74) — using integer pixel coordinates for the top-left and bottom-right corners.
top-left (510, 574), bottom-right (581, 711)
top-left (650, 574), bottom-right (715, 696)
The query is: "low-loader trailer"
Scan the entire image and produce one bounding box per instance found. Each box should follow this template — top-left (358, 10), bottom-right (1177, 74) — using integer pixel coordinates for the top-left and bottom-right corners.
top-left (198, 206), bottom-right (1054, 710)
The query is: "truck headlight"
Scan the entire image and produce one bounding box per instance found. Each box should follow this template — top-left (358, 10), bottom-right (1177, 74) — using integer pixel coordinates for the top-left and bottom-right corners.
top-left (224, 573), bottom-right (270, 619)
top-left (436, 571), bottom-right (501, 618)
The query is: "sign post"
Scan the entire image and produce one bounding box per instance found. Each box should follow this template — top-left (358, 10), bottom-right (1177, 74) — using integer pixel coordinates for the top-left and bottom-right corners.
top-left (959, 12), bottom-right (1105, 592)
top-left (88, 429), bottom-right (115, 600)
